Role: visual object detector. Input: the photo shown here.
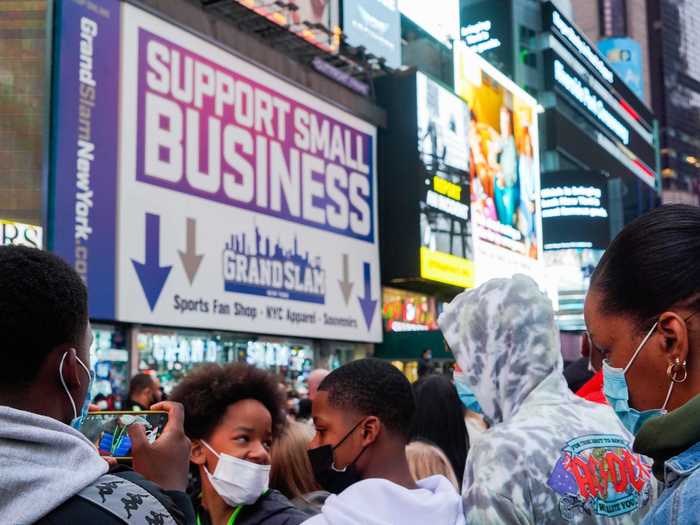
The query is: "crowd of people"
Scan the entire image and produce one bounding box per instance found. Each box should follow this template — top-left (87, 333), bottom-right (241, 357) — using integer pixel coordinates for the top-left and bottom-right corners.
top-left (1, 204), bottom-right (700, 524)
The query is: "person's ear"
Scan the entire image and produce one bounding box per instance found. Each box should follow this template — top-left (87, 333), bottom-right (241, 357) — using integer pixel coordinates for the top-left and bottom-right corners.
top-left (59, 347), bottom-right (83, 390)
top-left (191, 439), bottom-right (206, 466)
top-left (657, 312), bottom-right (690, 368)
top-left (359, 416), bottom-right (381, 447)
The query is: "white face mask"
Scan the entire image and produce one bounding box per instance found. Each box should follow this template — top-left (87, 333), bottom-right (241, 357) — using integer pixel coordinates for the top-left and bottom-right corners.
top-left (201, 440), bottom-right (270, 507)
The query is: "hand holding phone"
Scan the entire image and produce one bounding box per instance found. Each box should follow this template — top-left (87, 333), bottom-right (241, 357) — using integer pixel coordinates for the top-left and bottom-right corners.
top-left (79, 410), bottom-right (168, 459)
top-left (129, 401), bottom-right (191, 492)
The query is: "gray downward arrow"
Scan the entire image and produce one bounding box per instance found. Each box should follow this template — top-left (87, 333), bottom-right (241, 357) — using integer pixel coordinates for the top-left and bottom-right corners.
top-left (338, 253), bottom-right (354, 305)
top-left (178, 218), bottom-right (204, 284)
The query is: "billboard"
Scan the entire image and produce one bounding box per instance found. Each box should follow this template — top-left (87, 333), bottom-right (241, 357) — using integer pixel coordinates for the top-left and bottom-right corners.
top-left (399, 0), bottom-right (460, 47)
top-left (541, 171), bottom-right (610, 251)
top-left (416, 72), bottom-right (473, 288)
top-left (233, 0), bottom-right (340, 52)
top-left (598, 38), bottom-right (644, 101)
top-left (454, 42), bottom-right (543, 285)
top-left (343, 0), bottom-right (401, 68)
top-left (459, 0), bottom-right (513, 78)
top-left (376, 71), bottom-right (473, 290)
top-left (51, 0), bottom-right (381, 342)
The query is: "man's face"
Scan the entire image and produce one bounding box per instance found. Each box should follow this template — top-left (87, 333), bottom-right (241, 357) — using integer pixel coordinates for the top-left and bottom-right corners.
top-left (150, 376), bottom-right (162, 403)
top-left (309, 391), bottom-right (364, 470)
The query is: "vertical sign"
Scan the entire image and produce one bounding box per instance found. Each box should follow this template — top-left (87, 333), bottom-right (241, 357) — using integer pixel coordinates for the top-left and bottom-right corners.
top-left (50, 0), bottom-right (120, 319)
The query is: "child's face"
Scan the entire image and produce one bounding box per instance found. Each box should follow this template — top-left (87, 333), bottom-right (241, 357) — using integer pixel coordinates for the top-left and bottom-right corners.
top-left (309, 391), bottom-right (364, 470)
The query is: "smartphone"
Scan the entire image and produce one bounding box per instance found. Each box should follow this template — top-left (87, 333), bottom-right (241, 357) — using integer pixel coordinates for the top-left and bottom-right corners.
top-left (78, 410), bottom-right (168, 460)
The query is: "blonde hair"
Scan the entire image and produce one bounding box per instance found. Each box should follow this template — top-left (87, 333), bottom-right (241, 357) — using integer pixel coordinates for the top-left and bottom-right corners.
top-left (406, 441), bottom-right (460, 491)
top-left (270, 421), bottom-right (321, 499)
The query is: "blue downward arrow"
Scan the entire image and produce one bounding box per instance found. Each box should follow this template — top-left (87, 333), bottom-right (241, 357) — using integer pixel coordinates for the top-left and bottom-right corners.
top-left (131, 213), bottom-right (172, 311)
top-left (358, 262), bottom-right (377, 330)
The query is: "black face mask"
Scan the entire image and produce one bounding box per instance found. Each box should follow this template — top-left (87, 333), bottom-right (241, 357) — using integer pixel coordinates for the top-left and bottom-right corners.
top-left (307, 419), bottom-right (367, 494)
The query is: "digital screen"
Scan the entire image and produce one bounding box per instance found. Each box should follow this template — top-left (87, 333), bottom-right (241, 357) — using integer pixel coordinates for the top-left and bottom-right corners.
top-left (541, 171), bottom-right (610, 251)
top-left (234, 0), bottom-right (340, 52)
top-left (344, 0), bottom-right (401, 68)
top-left (598, 37), bottom-right (644, 101)
top-left (79, 412), bottom-right (168, 458)
top-left (460, 0), bottom-right (513, 77)
top-left (382, 287), bottom-right (439, 332)
top-left (416, 72), bottom-right (474, 288)
top-left (399, 0), bottom-right (460, 47)
top-left (454, 42), bottom-right (542, 285)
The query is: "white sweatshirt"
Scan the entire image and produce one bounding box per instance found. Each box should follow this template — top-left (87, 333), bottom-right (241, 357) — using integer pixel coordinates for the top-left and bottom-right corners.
top-left (303, 475), bottom-right (465, 525)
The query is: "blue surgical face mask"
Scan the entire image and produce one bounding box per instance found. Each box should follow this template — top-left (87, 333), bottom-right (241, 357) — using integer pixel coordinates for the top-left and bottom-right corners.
top-left (58, 351), bottom-right (94, 429)
top-left (454, 372), bottom-right (483, 414)
top-left (603, 321), bottom-right (674, 435)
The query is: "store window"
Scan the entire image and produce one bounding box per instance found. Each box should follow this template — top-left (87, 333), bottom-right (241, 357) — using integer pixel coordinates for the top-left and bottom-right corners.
top-left (138, 328), bottom-right (249, 392)
top-left (246, 338), bottom-right (314, 388)
top-left (90, 324), bottom-right (129, 407)
top-left (137, 328), bottom-right (317, 393)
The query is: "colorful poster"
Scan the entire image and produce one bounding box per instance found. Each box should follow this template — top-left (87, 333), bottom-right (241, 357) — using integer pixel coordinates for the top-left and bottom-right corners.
top-left (598, 38), bottom-right (644, 101)
top-left (52, 1), bottom-right (380, 342)
top-left (416, 72), bottom-right (474, 288)
top-left (454, 42), bottom-right (544, 285)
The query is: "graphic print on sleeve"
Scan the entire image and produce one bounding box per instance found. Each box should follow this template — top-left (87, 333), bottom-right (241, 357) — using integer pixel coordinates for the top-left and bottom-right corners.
top-left (547, 434), bottom-right (652, 521)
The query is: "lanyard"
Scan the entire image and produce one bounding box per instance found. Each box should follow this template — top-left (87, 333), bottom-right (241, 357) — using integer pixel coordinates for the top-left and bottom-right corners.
top-left (196, 506), bottom-right (242, 525)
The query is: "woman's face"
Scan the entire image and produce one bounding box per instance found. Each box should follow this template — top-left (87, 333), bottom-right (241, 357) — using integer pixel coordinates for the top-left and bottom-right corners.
top-left (199, 399), bottom-right (273, 468)
top-left (584, 288), bottom-right (695, 412)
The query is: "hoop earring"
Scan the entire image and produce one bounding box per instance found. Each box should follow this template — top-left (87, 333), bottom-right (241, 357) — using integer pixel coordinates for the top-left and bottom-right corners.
top-left (667, 358), bottom-right (688, 384)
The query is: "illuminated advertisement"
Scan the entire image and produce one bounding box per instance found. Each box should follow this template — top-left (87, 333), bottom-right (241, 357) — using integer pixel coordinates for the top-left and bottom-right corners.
top-left (416, 73), bottom-right (474, 288)
top-left (234, 0), bottom-right (340, 52)
top-left (0, 220), bottom-right (42, 249)
top-left (541, 171), bottom-right (610, 251)
top-left (343, 0), bottom-right (401, 68)
top-left (382, 287), bottom-right (439, 332)
top-left (454, 42), bottom-right (543, 285)
top-left (543, 51), bottom-right (656, 188)
top-left (598, 38), bottom-right (644, 101)
top-left (417, 73), bottom-right (469, 172)
top-left (459, 0), bottom-right (513, 77)
top-left (398, 0), bottom-right (460, 47)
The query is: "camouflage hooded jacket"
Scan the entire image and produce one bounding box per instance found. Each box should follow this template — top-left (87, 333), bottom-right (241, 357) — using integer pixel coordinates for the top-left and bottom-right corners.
top-left (439, 275), bottom-right (657, 524)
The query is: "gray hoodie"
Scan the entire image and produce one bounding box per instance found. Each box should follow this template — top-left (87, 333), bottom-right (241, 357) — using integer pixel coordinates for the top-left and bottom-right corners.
top-left (0, 406), bottom-right (108, 524)
top-left (439, 275), bottom-right (657, 524)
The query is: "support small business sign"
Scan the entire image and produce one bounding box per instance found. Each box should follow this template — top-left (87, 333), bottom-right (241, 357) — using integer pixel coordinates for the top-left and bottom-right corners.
top-left (50, 0), bottom-right (381, 342)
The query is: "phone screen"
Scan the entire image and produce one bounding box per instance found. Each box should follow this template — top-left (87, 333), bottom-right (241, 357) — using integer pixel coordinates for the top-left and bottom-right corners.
top-left (79, 411), bottom-right (168, 459)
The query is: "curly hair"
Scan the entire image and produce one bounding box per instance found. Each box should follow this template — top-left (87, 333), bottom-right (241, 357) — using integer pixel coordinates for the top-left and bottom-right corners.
top-left (170, 363), bottom-right (286, 439)
top-left (0, 246), bottom-right (88, 389)
top-left (319, 358), bottom-right (415, 440)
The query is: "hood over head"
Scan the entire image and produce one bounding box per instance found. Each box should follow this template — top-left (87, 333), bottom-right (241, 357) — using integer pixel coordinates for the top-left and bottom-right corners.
top-left (0, 406), bottom-right (108, 524)
top-left (439, 274), bottom-right (561, 424)
top-left (303, 475), bottom-right (465, 525)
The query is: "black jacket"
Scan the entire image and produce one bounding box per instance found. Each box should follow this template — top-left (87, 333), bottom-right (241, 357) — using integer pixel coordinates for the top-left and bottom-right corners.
top-left (194, 490), bottom-right (308, 525)
top-left (35, 467), bottom-right (195, 525)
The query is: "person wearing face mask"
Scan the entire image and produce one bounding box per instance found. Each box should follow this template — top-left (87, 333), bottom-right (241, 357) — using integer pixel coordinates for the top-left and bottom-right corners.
top-left (304, 358), bottom-right (466, 525)
top-left (0, 246), bottom-right (194, 525)
top-left (439, 274), bottom-right (657, 524)
top-left (583, 205), bottom-right (700, 525)
top-left (170, 362), bottom-right (308, 525)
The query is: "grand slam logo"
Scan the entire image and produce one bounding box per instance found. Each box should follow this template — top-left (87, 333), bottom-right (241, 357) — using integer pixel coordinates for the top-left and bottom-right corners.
top-left (223, 227), bottom-right (326, 304)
